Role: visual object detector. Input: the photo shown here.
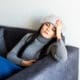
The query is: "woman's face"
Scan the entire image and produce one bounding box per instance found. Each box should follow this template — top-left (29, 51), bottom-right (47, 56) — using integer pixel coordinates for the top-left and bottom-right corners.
top-left (40, 22), bottom-right (56, 39)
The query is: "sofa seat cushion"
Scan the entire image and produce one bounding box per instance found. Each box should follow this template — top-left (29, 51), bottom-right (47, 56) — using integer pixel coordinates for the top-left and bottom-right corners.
top-left (0, 56), bottom-right (22, 80)
top-left (7, 46), bottom-right (79, 80)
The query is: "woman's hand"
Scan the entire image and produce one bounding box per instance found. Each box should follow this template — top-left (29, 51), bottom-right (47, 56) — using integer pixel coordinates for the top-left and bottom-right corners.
top-left (55, 19), bottom-right (63, 40)
top-left (21, 60), bottom-right (36, 67)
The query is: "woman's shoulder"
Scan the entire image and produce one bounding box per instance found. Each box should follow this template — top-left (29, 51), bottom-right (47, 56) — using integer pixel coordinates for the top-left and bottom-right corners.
top-left (24, 33), bottom-right (33, 38)
top-left (25, 33), bottom-right (33, 36)
top-left (20, 33), bottom-right (33, 42)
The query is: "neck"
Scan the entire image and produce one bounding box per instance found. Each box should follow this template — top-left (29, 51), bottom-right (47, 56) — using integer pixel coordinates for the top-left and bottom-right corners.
top-left (37, 34), bottom-right (51, 44)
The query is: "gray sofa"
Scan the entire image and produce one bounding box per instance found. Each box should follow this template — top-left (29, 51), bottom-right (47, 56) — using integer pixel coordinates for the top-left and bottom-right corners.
top-left (0, 25), bottom-right (79, 80)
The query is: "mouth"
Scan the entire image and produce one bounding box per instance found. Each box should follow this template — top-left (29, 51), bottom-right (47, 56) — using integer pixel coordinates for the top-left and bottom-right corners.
top-left (44, 31), bottom-right (48, 34)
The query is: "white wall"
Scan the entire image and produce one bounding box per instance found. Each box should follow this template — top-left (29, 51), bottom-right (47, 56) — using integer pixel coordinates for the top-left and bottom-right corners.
top-left (0, 0), bottom-right (80, 79)
top-left (0, 0), bottom-right (80, 47)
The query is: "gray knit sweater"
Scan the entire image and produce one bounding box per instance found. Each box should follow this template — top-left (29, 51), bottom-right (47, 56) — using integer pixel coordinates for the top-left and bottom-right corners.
top-left (7, 33), bottom-right (68, 66)
top-left (7, 33), bottom-right (51, 65)
top-left (22, 34), bottom-right (51, 60)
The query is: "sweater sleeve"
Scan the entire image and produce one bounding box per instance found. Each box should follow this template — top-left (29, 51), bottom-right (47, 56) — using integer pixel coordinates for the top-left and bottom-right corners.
top-left (47, 39), bottom-right (68, 62)
top-left (7, 33), bottom-right (33, 65)
top-left (54, 39), bottom-right (68, 62)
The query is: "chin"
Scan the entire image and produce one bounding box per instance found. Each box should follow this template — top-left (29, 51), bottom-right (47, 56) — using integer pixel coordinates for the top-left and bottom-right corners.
top-left (42, 33), bottom-right (47, 38)
top-left (43, 35), bottom-right (51, 39)
top-left (41, 32), bottom-right (51, 39)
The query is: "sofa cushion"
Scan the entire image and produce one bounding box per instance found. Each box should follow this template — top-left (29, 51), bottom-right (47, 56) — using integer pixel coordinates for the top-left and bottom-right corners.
top-left (0, 28), bottom-right (7, 57)
top-left (3, 26), bottom-right (36, 52)
top-left (7, 46), bottom-right (79, 80)
top-left (0, 56), bottom-right (22, 80)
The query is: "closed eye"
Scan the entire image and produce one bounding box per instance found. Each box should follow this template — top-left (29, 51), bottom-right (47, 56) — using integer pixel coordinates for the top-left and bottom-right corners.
top-left (45, 23), bottom-right (50, 27)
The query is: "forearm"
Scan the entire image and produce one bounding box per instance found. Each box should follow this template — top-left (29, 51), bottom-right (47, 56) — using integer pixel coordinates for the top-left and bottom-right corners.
top-left (7, 52), bottom-right (23, 65)
top-left (7, 36), bottom-right (26, 65)
top-left (7, 33), bottom-right (32, 65)
top-left (54, 39), bottom-right (68, 62)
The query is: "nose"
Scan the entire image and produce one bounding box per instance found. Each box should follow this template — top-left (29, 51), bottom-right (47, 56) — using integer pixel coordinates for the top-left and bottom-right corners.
top-left (46, 27), bottom-right (50, 31)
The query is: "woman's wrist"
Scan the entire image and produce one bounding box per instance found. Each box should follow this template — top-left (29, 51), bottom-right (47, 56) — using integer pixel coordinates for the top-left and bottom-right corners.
top-left (21, 60), bottom-right (31, 66)
top-left (21, 60), bottom-right (36, 67)
top-left (57, 34), bottom-right (62, 40)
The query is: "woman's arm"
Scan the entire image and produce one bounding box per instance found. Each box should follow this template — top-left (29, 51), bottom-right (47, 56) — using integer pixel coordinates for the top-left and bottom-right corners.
top-left (47, 19), bottom-right (68, 62)
top-left (7, 33), bottom-right (33, 66)
top-left (54, 39), bottom-right (68, 62)
top-left (47, 37), bottom-right (67, 62)
top-left (55, 19), bottom-right (68, 62)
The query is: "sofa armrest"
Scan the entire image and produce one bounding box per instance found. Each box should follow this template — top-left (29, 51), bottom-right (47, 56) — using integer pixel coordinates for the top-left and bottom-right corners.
top-left (7, 45), bottom-right (79, 80)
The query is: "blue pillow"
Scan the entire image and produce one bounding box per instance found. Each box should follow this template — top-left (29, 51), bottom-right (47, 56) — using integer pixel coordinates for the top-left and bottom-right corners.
top-left (0, 28), bottom-right (7, 57)
top-left (0, 56), bottom-right (22, 79)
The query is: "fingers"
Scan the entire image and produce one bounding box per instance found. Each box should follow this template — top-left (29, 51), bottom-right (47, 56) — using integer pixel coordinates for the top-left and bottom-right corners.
top-left (55, 19), bottom-right (62, 27)
top-left (55, 19), bottom-right (62, 40)
top-left (56, 19), bottom-right (62, 24)
top-left (29, 59), bottom-right (36, 62)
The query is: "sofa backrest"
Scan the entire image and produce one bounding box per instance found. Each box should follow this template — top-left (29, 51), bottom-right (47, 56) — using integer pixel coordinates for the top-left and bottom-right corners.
top-left (3, 26), bottom-right (36, 52)
top-left (0, 25), bottom-right (65, 58)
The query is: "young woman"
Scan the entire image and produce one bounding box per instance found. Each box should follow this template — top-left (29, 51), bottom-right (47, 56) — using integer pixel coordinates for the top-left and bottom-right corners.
top-left (0, 15), bottom-right (67, 79)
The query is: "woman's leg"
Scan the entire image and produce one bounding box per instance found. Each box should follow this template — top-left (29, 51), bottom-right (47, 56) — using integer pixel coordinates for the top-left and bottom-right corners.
top-left (0, 56), bottom-right (22, 79)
